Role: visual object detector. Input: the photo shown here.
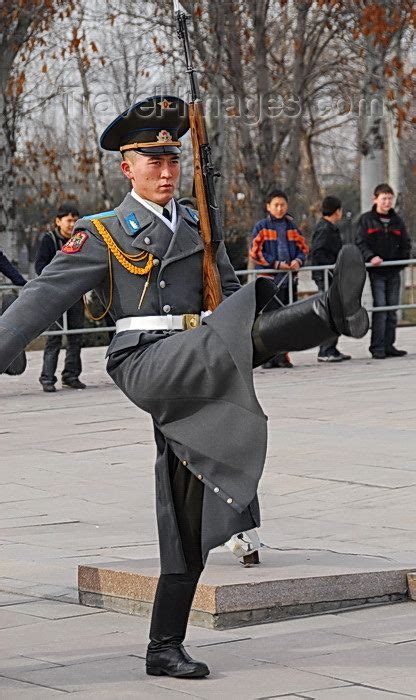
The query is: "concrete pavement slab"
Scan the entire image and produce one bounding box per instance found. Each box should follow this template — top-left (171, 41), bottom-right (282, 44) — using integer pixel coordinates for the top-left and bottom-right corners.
top-left (0, 654), bottom-right (146, 693)
top-left (0, 677), bottom-right (66, 697)
top-left (289, 640), bottom-right (416, 686)
top-left (0, 610), bottom-right (45, 630)
top-left (196, 630), bottom-right (389, 664)
top-left (3, 599), bottom-right (107, 620)
top-left (308, 686), bottom-right (412, 698)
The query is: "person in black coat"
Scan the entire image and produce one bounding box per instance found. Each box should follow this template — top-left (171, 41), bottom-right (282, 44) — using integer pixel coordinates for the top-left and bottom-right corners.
top-left (356, 183), bottom-right (411, 359)
top-left (0, 251), bottom-right (27, 286)
top-left (35, 204), bottom-right (86, 392)
top-left (0, 251), bottom-right (27, 376)
top-left (310, 196), bottom-right (351, 362)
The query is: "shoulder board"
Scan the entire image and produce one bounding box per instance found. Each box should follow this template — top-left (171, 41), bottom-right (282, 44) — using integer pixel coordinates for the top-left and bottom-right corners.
top-left (83, 210), bottom-right (116, 221)
top-left (186, 207), bottom-right (199, 223)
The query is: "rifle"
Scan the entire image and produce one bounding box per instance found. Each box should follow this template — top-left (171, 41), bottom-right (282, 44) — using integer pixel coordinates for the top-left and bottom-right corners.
top-left (173, 0), bottom-right (223, 311)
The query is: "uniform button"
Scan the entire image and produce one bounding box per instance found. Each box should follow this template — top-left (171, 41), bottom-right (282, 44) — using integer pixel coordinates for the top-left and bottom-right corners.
top-left (144, 236), bottom-right (151, 245)
top-left (182, 460), bottom-right (188, 466)
top-left (163, 304), bottom-right (171, 313)
top-left (227, 497), bottom-right (233, 504)
top-left (159, 280), bottom-right (166, 288)
top-left (197, 474), bottom-right (203, 480)
top-left (214, 487), bottom-right (219, 493)
top-left (153, 258), bottom-right (160, 266)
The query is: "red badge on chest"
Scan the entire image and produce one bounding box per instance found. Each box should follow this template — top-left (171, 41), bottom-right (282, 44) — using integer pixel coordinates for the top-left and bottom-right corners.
top-left (62, 231), bottom-right (89, 254)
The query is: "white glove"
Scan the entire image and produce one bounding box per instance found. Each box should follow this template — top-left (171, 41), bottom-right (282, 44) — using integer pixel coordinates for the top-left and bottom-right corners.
top-left (224, 528), bottom-right (261, 558)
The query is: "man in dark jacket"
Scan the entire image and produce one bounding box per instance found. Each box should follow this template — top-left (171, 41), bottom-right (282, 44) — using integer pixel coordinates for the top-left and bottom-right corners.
top-left (310, 196), bottom-right (351, 362)
top-left (35, 204), bottom-right (86, 391)
top-left (0, 251), bottom-right (27, 287)
top-left (356, 183), bottom-right (411, 359)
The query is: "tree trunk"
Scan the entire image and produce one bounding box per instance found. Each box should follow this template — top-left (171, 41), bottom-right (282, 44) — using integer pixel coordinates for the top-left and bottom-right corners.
top-left (223, 2), bottom-right (263, 221)
top-left (386, 32), bottom-right (403, 211)
top-left (253, 0), bottom-right (276, 197)
top-left (75, 46), bottom-right (111, 210)
top-left (0, 13), bottom-right (32, 261)
top-left (0, 90), bottom-right (18, 261)
top-left (359, 37), bottom-right (386, 212)
top-left (285, 1), bottom-right (310, 211)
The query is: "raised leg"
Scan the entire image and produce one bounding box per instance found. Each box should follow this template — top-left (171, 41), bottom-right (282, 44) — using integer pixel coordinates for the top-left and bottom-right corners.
top-left (252, 246), bottom-right (368, 366)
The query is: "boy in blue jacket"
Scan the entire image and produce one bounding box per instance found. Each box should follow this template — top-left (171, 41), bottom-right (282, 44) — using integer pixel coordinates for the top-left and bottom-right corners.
top-left (249, 189), bottom-right (308, 368)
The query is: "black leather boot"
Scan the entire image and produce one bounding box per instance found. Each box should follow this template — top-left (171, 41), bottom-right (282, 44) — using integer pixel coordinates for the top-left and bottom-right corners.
top-left (253, 245), bottom-right (369, 366)
top-left (146, 573), bottom-right (209, 678)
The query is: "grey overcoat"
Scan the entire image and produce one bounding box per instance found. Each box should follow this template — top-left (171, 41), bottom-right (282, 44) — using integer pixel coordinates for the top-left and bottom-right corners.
top-left (0, 194), bottom-right (275, 573)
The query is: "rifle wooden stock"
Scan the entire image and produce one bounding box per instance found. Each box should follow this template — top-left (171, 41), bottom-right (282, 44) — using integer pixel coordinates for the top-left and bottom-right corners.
top-left (189, 101), bottom-right (222, 311)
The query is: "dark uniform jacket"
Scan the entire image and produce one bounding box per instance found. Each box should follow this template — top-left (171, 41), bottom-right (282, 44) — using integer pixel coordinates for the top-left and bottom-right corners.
top-left (0, 193), bottom-right (275, 573)
top-left (0, 251), bottom-right (26, 286)
top-left (35, 229), bottom-right (84, 320)
top-left (355, 206), bottom-right (411, 272)
top-left (310, 218), bottom-right (342, 286)
top-left (35, 230), bottom-right (67, 274)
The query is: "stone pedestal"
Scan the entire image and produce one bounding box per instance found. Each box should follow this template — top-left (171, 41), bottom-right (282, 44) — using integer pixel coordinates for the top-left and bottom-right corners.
top-left (78, 549), bottom-right (411, 629)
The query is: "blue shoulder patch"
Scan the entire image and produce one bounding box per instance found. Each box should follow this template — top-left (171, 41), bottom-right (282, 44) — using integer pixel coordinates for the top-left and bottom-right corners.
top-left (124, 212), bottom-right (141, 235)
top-left (186, 207), bottom-right (199, 223)
top-left (83, 210), bottom-right (116, 221)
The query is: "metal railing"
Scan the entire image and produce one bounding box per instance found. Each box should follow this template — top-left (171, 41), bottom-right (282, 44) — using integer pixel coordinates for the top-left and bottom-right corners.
top-left (1, 258), bottom-right (415, 337)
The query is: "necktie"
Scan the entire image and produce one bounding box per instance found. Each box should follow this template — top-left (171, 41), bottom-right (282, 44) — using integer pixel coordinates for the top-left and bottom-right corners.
top-left (162, 207), bottom-right (171, 222)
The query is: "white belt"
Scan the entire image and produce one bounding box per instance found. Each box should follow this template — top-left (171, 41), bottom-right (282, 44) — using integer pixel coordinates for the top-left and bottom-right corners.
top-left (116, 312), bottom-right (211, 333)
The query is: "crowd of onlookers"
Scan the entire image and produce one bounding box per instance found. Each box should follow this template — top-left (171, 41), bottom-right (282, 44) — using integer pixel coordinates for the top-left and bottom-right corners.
top-left (0, 181), bottom-right (411, 389)
top-left (249, 182), bottom-right (411, 367)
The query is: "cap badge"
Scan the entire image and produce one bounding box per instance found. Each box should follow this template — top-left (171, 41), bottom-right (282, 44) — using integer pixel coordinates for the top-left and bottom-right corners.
top-left (157, 130), bottom-right (172, 143)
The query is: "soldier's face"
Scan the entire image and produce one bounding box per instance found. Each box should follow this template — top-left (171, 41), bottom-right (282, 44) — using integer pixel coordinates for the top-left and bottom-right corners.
top-left (121, 152), bottom-right (181, 205)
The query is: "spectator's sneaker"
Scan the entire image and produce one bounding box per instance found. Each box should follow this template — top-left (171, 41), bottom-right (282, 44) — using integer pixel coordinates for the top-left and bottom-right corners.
top-left (385, 347), bottom-right (407, 357)
top-left (41, 382), bottom-right (56, 392)
top-left (62, 378), bottom-right (86, 389)
top-left (371, 350), bottom-right (386, 359)
top-left (338, 352), bottom-right (352, 361)
top-left (318, 353), bottom-right (343, 362)
top-left (275, 353), bottom-right (294, 368)
top-left (261, 359), bottom-right (277, 369)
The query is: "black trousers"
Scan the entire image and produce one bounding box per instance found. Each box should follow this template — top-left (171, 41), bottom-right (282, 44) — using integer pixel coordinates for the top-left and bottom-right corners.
top-left (271, 280), bottom-right (297, 361)
top-left (369, 270), bottom-right (400, 353)
top-left (40, 300), bottom-right (84, 384)
top-left (315, 278), bottom-right (338, 355)
top-left (148, 449), bottom-right (204, 647)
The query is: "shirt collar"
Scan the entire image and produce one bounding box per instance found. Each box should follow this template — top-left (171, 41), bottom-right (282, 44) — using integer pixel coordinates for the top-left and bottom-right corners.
top-left (130, 190), bottom-right (176, 232)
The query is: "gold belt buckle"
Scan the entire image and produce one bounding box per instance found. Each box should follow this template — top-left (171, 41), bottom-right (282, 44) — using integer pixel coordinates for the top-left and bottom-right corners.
top-left (182, 314), bottom-right (200, 330)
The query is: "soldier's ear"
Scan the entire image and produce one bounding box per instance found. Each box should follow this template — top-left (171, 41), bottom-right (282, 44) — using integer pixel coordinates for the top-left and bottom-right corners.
top-left (120, 159), bottom-right (134, 180)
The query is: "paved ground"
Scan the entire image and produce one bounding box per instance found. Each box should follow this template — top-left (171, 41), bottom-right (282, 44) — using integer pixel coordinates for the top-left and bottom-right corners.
top-left (2, 326), bottom-right (416, 697)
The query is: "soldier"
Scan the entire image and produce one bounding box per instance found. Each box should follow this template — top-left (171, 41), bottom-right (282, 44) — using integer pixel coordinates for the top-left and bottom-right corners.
top-left (0, 95), bottom-right (369, 679)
